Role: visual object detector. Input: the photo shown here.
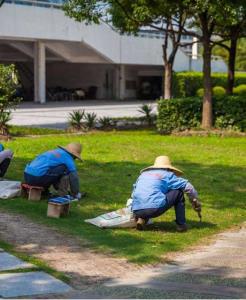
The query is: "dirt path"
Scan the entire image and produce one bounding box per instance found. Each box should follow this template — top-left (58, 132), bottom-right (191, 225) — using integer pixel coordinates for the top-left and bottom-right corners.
top-left (0, 211), bottom-right (143, 290)
top-left (0, 211), bottom-right (245, 298)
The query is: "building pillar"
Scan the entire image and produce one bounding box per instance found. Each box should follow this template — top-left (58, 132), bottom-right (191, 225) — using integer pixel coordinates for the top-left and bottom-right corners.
top-left (114, 67), bottom-right (120, 99)
top-left (34, 41), bottom-right (46, 103)
top-left (119, 64), bottom-right (126, 100)
top-left (192, 37), bottom-right (198, 60)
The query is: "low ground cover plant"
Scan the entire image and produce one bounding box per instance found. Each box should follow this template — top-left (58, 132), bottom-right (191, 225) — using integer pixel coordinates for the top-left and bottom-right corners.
top-left (68, 105), bottom-right (157, 132)
top-left (98, 116), bottom-right (113, 129)
top-left (0, 131), bottom-right (245, 263)
top-left (68, 110), bottom-right (85, 131)
top-left (84, 112), bottom-right (97, 129)
top-left (138, 104), bottom-right (155, 126)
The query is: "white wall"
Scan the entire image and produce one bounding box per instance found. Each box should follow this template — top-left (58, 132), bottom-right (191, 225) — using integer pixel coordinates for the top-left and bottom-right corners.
top-left (0, 3), bottom-right (190, 69)
top-left (121, 35), bottom-right (189, 71)
top-left (191, 58), bottom-right (227, 72)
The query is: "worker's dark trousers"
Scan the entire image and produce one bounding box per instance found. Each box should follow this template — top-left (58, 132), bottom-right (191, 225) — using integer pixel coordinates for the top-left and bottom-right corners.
top-left (24, 164), bottom-right (69, 189)
top-left (0, 158), bottom-right (11, 177)
top-left (134, 189), bottom-right (186, 225)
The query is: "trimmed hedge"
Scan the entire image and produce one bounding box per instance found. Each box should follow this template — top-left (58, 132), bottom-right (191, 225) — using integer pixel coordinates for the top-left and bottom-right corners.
top-left (157, 95), bottom-right (246, 133)
top-left (172, 72), bottom-right (246, 97)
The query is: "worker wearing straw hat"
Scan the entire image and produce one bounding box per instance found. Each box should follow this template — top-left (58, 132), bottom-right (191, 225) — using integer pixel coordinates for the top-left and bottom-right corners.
top-left (132, 156), bottom-right (201, 232)
top-left (24, 142), bottom-right (83, 199)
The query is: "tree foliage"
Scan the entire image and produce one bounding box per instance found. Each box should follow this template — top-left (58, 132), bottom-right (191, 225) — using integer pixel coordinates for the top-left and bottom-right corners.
top-left (0, 64), bottom-right (21, 136)
top-left (213, 38), bottom-right (246, 71)
top-left (64, 0), bottom-right (192, 99)
top-left (63, 0), bottom-right (245, 128)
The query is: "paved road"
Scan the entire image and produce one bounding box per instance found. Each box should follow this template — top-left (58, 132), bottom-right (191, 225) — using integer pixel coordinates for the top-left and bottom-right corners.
top-left (10, 100), bottom-right (157, 129)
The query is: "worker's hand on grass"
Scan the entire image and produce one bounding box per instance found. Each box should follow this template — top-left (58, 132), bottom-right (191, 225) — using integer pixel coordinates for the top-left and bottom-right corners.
top-left (192, 198), bottom-right (202, 212)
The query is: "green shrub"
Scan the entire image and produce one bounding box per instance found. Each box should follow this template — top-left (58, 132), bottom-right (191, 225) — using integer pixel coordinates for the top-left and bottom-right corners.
top-left (157, 97), bottom-right (202, 134)
top-left (0, 111), bottom-right (12, 136)
top-left (157, 95), bottom-right (246, 133)
top-left (213, 96), bottom-right (246, 131)
top-left (233, 84), bottom-right (246, 95)
top-left (196, 88), bottom-right (204, 97)
top-left (196, 86), bottom-right (226, 98)
top-left (213, 86), bottom-right (226, 98)
top-left (172, 72), bottom-right (246, 97)
top-left (0, 64), bottom-right (21, 136)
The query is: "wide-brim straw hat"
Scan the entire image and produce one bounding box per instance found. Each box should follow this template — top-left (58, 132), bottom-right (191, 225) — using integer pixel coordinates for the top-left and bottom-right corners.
top-left (59, 142), bottom-right (82, 161)
top-left (141, 156), bottom-right (183, 176)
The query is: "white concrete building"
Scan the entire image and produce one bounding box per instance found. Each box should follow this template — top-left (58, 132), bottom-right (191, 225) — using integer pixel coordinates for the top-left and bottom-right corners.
top-left (0, 0), bottom-right (227, 103)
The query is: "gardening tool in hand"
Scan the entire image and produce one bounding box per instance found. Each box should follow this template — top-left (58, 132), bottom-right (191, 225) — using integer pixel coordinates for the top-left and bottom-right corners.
top-left (192, 199), bottom-right (202, 222)
top-left (197, 209), bottom-right (202, 222)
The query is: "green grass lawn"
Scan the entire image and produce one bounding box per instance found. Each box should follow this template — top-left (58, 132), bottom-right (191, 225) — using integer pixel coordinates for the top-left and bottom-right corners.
top-left (9, 125), bottom-right (63, 136)
top-left (0, 130), bottom-right (245, 264)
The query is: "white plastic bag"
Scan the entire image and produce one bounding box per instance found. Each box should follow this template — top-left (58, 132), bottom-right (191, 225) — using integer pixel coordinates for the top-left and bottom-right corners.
top-left (0, 180), bottom-right (21, 199)
top-left (85, 198), bottom-right (136, 228)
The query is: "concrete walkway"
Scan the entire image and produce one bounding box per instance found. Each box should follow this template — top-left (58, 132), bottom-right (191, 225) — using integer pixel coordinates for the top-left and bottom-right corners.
top-left (0, 249), bottom-right (71, 298)
top-left (98, 225), bottom-right (246, 298)
top-left (10, 100), bottom-right (157, 129)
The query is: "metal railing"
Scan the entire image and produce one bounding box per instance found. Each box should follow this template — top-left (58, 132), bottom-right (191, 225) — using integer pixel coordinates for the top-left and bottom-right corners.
top-left (4, 0), bottom-right (63, 9)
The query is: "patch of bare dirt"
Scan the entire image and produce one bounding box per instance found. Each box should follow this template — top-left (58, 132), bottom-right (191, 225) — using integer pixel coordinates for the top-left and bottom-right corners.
top-left (172, 129), bottom-right (245, 137)
top-left (0, 211), bottom-right (143, 291)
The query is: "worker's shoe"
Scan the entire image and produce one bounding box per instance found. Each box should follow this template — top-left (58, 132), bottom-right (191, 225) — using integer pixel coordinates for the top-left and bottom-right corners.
top-left (136, 218), bottom-right (146, 231)
top-left (176, 224), bottom-right (188, 232)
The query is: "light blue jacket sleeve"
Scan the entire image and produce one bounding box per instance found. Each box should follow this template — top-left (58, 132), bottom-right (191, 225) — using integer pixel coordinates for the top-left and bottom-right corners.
top-left (167, 173), bottom-right (188, 190)
top-left (131, 182), bottom-right (137, 198)
top-left (167, 173), bottom-right (198, 201)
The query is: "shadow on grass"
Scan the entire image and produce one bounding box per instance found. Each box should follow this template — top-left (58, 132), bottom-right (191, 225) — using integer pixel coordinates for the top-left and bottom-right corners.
top-left (145, 220), bottom-right (215, 233)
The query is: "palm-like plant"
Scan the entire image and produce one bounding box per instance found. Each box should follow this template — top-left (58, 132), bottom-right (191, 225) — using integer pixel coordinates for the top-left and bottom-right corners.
top-left (68, 110), bottom-right (85, 130)
top-left (138, 104), bottom-right (154, 126)
top-left (84, 112), bottom-right (97, 129)
top-left (98, 116), bottom-right (112, 128)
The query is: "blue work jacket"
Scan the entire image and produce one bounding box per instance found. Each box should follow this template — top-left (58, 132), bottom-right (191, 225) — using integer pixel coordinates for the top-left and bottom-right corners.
top-left (132, 169), bottom-right (188, 211)
top-left (25, 148), bottom-right (76, 177)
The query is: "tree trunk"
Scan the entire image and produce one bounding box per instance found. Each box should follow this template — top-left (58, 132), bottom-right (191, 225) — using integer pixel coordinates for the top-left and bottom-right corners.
top-left (202, 41), bottom-right (213, 129)
top-left (164, 62), bottom-right (172, 99)
top-left (226, 36), bottom-right (237, 94)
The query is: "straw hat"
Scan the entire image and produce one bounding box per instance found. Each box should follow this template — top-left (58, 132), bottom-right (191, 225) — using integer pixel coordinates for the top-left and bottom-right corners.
top-left (141, 156), bottom-right (183, 176)
top-left (59, 142), bottom-right (82, 161)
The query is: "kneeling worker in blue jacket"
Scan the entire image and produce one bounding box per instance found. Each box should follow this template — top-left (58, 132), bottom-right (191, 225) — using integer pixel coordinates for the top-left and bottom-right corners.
top-left (24, 142), bottom-right (82, 199)
top-left (0, 143), bottom-right (14, 179)
top-left (132, 156), bottom-right (201, 232)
